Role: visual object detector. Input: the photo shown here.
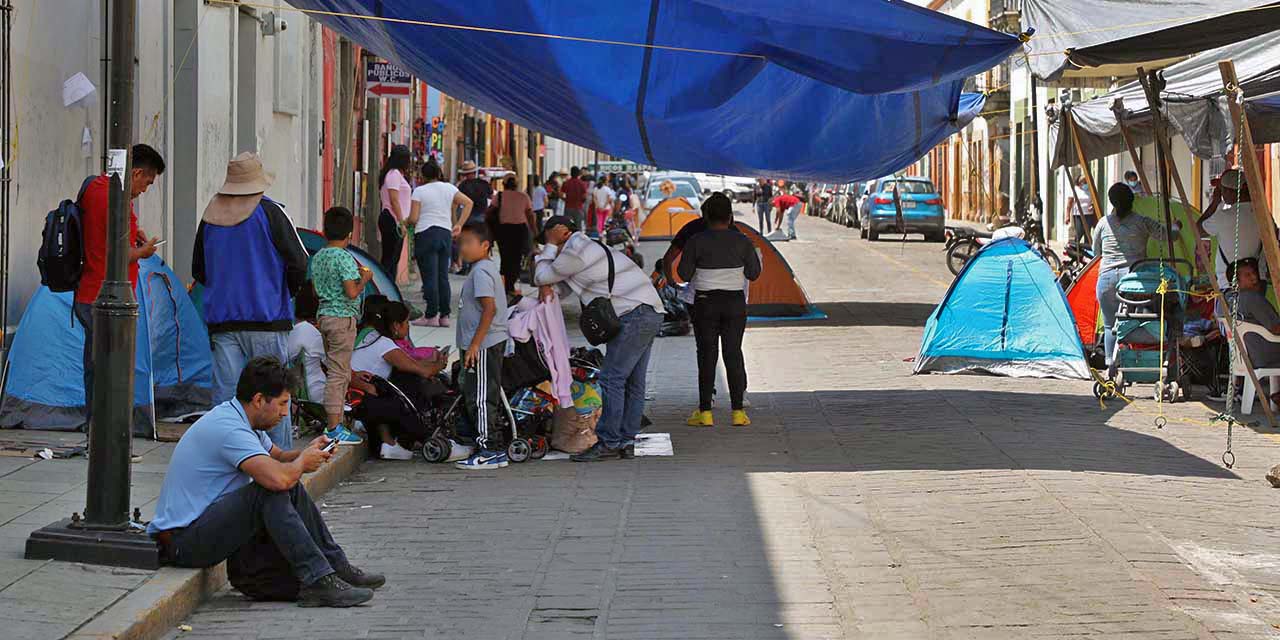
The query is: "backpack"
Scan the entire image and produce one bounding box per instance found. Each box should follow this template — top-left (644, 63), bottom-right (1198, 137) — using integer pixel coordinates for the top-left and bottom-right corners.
top-left (37, 176), bottom-right (97, 292)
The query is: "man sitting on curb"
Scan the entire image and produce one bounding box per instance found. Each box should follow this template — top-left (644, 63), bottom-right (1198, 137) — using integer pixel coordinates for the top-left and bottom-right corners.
top-left (147, 357), bottom-right (385, 607)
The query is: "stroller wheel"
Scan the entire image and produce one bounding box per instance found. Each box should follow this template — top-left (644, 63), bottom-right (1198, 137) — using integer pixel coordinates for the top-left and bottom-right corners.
top-left (508, 438), bottom-right (532, 463)
top-left (1092, 381), bottom-right (1110, 400)
top-left (422, 436), bottom-right (451, 463)
top-left (531, 436), bottom-right (549, 460)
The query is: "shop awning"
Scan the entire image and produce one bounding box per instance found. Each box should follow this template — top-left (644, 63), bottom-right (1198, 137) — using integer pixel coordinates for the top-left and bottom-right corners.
top-left (288, 0), bottom-right (1019, 182)
top-left (1049, 34), bottom-right (1280, 170)
top-left (1023, 0), bottom-right (1280, 81)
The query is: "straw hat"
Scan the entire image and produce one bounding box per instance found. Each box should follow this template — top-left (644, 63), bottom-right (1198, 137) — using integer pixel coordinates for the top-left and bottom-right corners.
top-left (458, 160), bottom-right (479, 175)
top-left (217, 152), bottom-right (275, 195)
top-left (203, 152), bottom-right (275, 226)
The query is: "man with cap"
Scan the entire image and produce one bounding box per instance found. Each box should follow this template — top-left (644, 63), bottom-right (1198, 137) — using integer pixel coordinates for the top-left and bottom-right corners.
top-left (1199, 167), bottom-right (1269, 289)
top-left (534, 215), bottom-right (664, 462)
top-left (456, 160), bottom-right (492, 225)
top-left (193, 152), bottom-right (309, 449)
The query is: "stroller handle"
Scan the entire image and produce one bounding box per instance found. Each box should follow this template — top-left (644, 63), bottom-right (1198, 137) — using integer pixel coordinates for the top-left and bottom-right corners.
top-left (1128, 257), bottom-right (1191, 271)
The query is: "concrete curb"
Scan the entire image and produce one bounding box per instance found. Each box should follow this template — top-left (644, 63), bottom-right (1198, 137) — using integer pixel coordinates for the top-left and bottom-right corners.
top-left (66, 443), bottom-right (368, 640)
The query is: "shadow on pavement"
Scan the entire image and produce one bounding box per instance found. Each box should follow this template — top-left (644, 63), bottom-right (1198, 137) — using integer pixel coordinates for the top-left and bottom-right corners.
top-left (749, 301), bottom-right (937, 328)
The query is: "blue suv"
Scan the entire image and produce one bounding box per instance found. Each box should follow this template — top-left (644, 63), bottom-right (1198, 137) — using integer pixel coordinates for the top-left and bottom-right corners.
top-left (859, 177), bottom-right (946, 242)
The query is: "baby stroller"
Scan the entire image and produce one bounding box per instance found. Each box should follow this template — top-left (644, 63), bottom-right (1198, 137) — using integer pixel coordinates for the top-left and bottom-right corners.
top-left (1105, 258), bottom-right (1191, 402)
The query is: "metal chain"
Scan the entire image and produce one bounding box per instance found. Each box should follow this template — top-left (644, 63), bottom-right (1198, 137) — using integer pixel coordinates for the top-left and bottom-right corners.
top-left (1221, 83), bottom-right (1249, 467)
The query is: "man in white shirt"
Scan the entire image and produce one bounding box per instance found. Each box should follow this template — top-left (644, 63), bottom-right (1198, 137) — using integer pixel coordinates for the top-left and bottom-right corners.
top-left (1198, 168), bottom-right (1267, 289)
top-left (534, 216), bottom-right (663, 462)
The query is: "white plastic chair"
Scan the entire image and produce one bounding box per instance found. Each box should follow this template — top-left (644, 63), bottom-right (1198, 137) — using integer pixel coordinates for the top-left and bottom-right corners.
top-left (1230, 322), bottom-right (1280, 414)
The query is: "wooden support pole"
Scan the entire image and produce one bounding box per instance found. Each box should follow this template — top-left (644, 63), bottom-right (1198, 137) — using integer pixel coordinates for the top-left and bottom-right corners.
top-left (1220, 61), bottom-right (1280, 299)
top-left (1066, 108), bottom-right (1103, 223)
top-left (1113, 98), bottom-right (1153, 195)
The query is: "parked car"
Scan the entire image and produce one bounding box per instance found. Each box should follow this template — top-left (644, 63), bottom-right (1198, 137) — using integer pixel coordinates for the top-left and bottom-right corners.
top-left (641, 176), bottom-right (702, 213)
top-left (859, 176), bottom-right (946, 242)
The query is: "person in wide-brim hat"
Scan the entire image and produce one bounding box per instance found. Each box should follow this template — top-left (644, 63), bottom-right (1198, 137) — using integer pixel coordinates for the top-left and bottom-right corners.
top-left (203, 152), bottom-right (277, 225)
top-left (458, 160), bottom-right (479, 176)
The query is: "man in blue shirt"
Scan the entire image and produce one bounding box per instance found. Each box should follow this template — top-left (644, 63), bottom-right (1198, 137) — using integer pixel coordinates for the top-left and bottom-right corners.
top-left (149, 357), bottom-right (384, 607)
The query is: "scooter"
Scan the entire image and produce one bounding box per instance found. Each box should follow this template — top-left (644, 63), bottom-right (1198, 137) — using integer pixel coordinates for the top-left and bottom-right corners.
top-left (605, 194), bottom-right (644, 268)
top-left (943, 210), bottom-right (1060, 277)
top-left (1057, 240), bottom-right (1095, 289)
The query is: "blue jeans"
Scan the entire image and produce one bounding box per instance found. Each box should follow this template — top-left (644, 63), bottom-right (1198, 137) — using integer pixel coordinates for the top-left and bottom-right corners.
top-left (414, 227), bottom-right (452, 318)
top-left (1096, 267), bottom-right (1128, 365)
top-left (167, 482), bottom-right (344, 587)
top-left (211, 330), bottom-right (292, 449)
top-left (596, 305), bottom-right (662, 449)
top-left (756, 201), bottom-right (772, 233)
top-left (784, 204), bottom-right (801, 239)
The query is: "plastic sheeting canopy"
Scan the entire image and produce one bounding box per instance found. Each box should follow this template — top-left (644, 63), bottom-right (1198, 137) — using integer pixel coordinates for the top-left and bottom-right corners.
top-left (293, 0), bottom-right (1019, 182)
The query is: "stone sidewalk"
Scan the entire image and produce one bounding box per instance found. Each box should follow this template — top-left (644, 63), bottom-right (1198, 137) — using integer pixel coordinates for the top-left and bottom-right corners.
top-left (158, 209), bottom-right (1280, 640)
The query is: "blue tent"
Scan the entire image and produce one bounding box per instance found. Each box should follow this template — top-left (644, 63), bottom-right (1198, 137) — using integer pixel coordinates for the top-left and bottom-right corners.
top-left (0, 256), bottom-right (214, 436)
top-left (292, 0), bottom-right (1019, 182)
top-left (915, 239), bottom-right (1089, 380)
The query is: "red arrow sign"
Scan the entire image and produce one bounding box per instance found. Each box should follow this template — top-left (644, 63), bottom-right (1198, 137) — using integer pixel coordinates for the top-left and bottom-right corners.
top-left (368, 83), bottom-right (411, 98)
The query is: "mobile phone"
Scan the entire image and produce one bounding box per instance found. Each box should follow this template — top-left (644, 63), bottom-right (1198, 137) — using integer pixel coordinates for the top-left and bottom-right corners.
top-left (321, 439), bottom-right (339, 453)
top-left (152, 239), bottom-right (167, 247)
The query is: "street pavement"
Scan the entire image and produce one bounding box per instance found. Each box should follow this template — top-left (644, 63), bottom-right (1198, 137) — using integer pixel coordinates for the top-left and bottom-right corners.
top-left (166, 208), bottom-right (1280, 639)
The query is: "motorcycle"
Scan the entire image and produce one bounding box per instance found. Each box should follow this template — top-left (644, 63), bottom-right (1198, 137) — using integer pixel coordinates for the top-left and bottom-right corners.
top-left (1057, 240), bottom-right (1095, 289)
top-left (605, 193), bottom-right (644, 268)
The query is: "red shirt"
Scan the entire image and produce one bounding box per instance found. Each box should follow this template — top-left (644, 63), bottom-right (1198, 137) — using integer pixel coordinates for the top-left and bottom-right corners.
top-left (773, 194), bottom-right (801, 210)
top-left (561, 177), bottom-right (589, 210)
top-left (75, 175), bottom-right (140, 304)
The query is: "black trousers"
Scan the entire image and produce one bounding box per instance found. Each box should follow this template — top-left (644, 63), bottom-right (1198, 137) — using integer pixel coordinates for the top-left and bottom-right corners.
top-left (692, 290), bottom-right (748, 410)
top-left (73, 302), bottom-right (94, 426)
top-left (459, 342), bottom-right (506, 451)
top-left (167, 482), bottom-right (346, 591)
top-left (357, 371), bottom-right (446, 456)
top-left (378, 209), bottom-right (403, 278)
top-left (495, 223), bottom-right (529, 293)
top-left (1071, 213), bottom-right (1097, 244)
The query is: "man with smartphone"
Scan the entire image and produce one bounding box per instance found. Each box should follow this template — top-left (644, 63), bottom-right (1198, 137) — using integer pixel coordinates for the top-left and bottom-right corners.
top-left (148, 357), bottom-right (385, 607)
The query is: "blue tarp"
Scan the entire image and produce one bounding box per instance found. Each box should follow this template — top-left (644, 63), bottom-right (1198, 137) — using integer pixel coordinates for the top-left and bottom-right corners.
top-left (0, 256), bottom-right (214, 436)
top-left (915, 239), bottom-right (1089, 379)
top-left (293, 0), bottom-right (1019, 182)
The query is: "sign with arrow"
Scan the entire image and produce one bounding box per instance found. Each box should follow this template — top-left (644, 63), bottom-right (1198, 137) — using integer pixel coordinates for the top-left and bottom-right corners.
top-left (366, 60), bottom-right (412, 99)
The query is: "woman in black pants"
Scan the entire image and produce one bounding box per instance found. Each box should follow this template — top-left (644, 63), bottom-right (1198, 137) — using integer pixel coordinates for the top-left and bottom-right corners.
top-left (377, 145), bottom-right (413, 277)
top-left (488, 175), bottom-right (538, 294)
top-left (676, 193), bottom-right (762, 427)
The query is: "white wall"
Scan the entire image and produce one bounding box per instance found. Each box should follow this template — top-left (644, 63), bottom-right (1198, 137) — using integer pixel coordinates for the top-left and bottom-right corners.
top-left (3, 0), bottom-right (324, 326)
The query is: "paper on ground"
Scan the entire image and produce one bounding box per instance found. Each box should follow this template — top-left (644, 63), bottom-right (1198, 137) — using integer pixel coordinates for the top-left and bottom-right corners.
top-left (63, 72), bottom-right (96, 107)
top-left (635, 433), bottom-right (673, 456)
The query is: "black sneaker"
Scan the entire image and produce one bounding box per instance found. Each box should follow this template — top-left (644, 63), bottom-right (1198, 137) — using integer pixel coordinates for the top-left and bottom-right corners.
top-left (336, 563), bottom-right (386, 589)
top-left (571, 441), bottom-right (623, 462)
top-left (620, 444), bottom-right (636, 459)
top-left (297, 574), bottom-right (374, 608)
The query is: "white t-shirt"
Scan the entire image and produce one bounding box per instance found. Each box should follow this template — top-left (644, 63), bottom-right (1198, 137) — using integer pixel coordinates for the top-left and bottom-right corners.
top-left (1203, 201), bottom-right (1264, 285)
top-left (411, 181), bottom-right (460, 234)
top-left (1071, 186), bottom-right (1094, 217)
top-left (532, 185), bottom-right (547, 211)
top-left (593, 186), bottom-right (615, 210)
top-left (287, 322), bottom-right (326, 401)
top-left (350, 332), bottom-right (399, 380)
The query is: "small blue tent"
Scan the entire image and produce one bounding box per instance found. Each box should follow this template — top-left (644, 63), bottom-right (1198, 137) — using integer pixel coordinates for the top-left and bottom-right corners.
top-left (915, 238), bottom-right (1089, 379)
top-left (0, 256), bottom-right (214, 436)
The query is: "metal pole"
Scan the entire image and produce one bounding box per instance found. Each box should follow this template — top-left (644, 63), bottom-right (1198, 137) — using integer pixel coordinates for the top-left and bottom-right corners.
top-left (85, 0), bottom-right (138, 530)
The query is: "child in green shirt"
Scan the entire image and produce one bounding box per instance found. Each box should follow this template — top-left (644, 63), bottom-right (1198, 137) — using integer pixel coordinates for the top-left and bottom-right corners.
top-left (311, 206), bottom-right (372, 444)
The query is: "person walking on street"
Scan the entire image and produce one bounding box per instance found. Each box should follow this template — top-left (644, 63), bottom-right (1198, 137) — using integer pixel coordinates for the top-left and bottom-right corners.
top-left (534, 216), bottom-right (665, 462)
top-left (148, 357), bottom-right (385, 607)
top-left (754, 178), bottom-right (774, 233)
top-left (408, 161), bottom-right (472, 327)
top-left (377, 145), bottom-right (412, 279)
top-left (193, 152), bottom-right (309, 449)
top-left (591, 176), bottom-right (615, 237)
top-left (1067, 173), bottom-right (1097, 243)
top-left (310, 206), bottom-right (372, 445)
top-left (561, 166), bottom-right (589, 232)
top-left (530, 175), bottom-right (548, 225)
top-left (75, 143), bottom-right (164, 426)
top-left (490, 175), bottom-right (538, 295)
top-left (1093, 183), bottom-right (1174, 365)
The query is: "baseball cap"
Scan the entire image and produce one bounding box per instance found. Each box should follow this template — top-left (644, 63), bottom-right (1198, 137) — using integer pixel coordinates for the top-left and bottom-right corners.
top-left (537, 215), bottom-right (578, 244)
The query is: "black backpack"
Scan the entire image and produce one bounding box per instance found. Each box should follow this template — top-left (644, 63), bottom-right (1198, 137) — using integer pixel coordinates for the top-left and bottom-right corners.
top-left (37, 176), bottom-right (97, 292)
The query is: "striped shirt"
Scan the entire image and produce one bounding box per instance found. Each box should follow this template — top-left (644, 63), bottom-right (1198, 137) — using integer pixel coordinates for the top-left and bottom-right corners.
top-left (534, 233), bottom-right (665, 316)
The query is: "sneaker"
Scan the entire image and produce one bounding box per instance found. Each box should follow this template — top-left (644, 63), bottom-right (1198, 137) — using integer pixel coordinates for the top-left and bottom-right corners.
top-left (438, 316), bottom-right (451, 327)
top-left (379, 442), bottom-right (414, 460)
top-left (297, 574), bottom-right (374, 608)
top-left (454, 449), bottom-right (508, 470)
top-left (446, 440), bottom-right (476, 462)
top-left (732, 410), bottom-right (751, 427)
top-left (325, 426), bottom-right (363, 445)
top-left (686, 409), bottom-right (713, 427)
top-left (571, 441), bottom-right (624, 462)
top-left (411, 316), bottom-right (439, 327)
top-left (335, 563), bottom-right (386, 589)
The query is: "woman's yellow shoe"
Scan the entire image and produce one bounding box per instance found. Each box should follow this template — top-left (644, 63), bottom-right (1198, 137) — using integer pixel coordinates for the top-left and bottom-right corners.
top-left (731, 410), bottom-right (751, 426)
top-left (686, 409), bottom-right (713, 427)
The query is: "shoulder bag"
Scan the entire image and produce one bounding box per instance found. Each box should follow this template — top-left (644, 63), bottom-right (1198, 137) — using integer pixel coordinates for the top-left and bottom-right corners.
top-left (579, 240), bottom-right (622, 345)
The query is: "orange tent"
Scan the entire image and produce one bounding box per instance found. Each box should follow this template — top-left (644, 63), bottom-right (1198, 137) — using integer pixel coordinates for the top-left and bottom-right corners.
top-left (670, 222), bottom-right (816, 317)
top-left (1065, 257), bottom-right (1100, 347)
top-left (639, 197), bottom-right (700, 240)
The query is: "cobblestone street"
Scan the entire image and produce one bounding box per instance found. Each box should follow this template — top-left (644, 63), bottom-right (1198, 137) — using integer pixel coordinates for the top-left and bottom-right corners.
top-left (169, 211), bottom-right (1280, 639)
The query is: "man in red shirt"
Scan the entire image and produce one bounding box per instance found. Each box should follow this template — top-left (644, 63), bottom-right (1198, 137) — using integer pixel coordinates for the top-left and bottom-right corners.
top-left (772, 192), bottom-right (802, 241)
top-left (74, 143), bottom-right (165, 424)
top-left (560, 166), bottom-right (589, 232)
